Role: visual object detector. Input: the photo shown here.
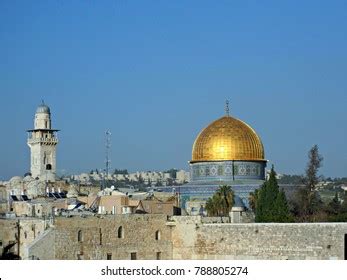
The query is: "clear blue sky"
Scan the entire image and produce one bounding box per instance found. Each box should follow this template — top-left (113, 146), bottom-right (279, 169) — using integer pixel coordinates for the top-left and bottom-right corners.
top-left (1, 0), bottom-right (347, 180)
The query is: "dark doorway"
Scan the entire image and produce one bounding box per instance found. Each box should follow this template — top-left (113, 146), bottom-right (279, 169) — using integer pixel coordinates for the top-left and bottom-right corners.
top-left (46, 164), bottom-right (52, 170)
top-left (345, 234), bottom-right (347, 260)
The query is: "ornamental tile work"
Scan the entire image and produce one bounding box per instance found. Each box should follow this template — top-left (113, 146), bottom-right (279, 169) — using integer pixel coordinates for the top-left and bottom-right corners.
top-left (157, 184), bottom-right (262, 209)
top-left (190, 161), bottom-right (266, 182)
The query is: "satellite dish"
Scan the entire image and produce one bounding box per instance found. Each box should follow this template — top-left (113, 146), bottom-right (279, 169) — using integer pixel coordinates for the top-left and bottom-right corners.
top-left (111, 185), bottom-right (115, 190)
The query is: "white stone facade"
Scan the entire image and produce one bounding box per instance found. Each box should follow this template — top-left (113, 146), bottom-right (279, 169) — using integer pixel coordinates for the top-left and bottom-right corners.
top-left (27, 104), bottom-right (58, 182)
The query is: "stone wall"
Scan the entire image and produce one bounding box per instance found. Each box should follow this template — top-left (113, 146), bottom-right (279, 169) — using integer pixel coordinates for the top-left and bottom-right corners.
top-left (0, 219), bottom-right (17, 256)
top-left (0, 218), bottom-right (46, 259)
top-left (53, 214), bottom-right (172, 260)
top-left (27, 228), bottom-right (55, 259)
top-left (171, 216), bottom-right (347, 260)
top-left (12, 215), bottom-right (347, 260)
top-left (0, 202), bottom-right (8, 214)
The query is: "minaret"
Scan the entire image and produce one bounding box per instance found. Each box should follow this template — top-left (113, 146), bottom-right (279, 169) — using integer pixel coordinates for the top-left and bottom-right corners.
top-left (27, 101), bottom-right (59, 181)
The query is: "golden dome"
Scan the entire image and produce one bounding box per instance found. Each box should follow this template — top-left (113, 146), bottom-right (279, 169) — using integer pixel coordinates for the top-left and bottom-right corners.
top-left (191, 115), bottom-right (265, 162)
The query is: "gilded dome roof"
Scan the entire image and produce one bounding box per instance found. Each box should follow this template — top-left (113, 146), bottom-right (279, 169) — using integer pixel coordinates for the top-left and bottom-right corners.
top-left (191, 115), bottom-right (265, 162)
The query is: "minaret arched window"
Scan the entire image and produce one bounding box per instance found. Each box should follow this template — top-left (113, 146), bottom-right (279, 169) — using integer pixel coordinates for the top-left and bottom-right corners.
top-left (43, 152), bottom-right (47, 164)
top-left (155, 230), bottom-right (161, 240)
top-left (117, 226), bottom-right (124, 239)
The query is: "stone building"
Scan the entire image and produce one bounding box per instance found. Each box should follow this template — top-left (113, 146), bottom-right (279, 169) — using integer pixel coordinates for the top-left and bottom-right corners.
top-left (69, 169), bottom-right (190, 186)
top-left (0, 185), bottom-right (8, 214)
top-left (96, 195), bottom-right (141, 215)
top-left (0, 217), bottom-right (48, 259)
top-left (10, 198), bottom-right (68, 218)
top-left (141, 197), bottom-right (181, 216)
top-left (27, 102), bottom-right (59, 182)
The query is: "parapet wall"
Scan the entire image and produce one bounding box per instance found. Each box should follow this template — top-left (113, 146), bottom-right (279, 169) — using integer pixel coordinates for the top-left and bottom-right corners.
top-left (21, 215), bottom-right (347, 260)
top-left (172, 216), bottom-right (347, 260)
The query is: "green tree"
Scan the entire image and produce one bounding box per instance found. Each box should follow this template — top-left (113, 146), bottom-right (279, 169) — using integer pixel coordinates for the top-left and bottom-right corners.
top-left (340, 193), bottom-right (347, 213)
top-left (295, 145), bottom-right (324, 220)
top-left (255, 166), bottom-right (292, 222)
top-left (248, 189), bottom-right (258, 212)
top-left (217, 185), bottom-right (234, 216)
top-left (274, 189), bottom-right (293, 222)
top-left (205, 185), bottom-right (234, 217)
top-left (327, 192), bottom-right (341, 215)
top-left (326, 192), bottom-right (347, 222)
top-left (205, 196), bottom-right (220, 217)
top-left (304, 145), bottom-right (323, 192)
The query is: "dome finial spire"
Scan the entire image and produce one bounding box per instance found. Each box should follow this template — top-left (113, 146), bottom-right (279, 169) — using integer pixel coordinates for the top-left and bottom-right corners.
top-left (225, 100), bottom-right (230, 116)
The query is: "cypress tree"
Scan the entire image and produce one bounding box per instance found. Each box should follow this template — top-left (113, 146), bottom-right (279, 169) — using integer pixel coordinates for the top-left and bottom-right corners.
top-left (274, 189), bottom-right (293, 222)
top-left (255, 165), bottom-right (292, 222)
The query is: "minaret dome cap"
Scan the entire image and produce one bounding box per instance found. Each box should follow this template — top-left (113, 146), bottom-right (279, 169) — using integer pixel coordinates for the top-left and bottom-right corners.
top-left (36, 101), bottom-right (50, 114)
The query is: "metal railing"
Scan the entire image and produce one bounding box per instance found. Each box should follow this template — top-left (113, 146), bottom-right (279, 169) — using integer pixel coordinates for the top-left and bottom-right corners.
top-left (27, 138), bottom-right (58, 144)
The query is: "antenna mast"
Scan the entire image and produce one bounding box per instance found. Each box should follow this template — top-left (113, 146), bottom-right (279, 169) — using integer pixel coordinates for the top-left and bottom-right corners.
top-left (103, 130), bottom-right (111, 190)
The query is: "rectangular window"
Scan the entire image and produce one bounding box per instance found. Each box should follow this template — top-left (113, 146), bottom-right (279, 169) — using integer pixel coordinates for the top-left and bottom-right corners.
top-left (107, 253), bottom-right (112, 260)
top-left (156, 252), bottom-right (161, 260)
top-left (130, 252), bottom-right (137, 260)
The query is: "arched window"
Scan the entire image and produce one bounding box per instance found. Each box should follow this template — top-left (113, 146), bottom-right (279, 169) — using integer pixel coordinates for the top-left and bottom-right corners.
top-left (155, 230), bottom-right (161, 240)
top-left (78, 230), bottom-right (83, 242)
top-left (117, 226), bottom-right (124, 239)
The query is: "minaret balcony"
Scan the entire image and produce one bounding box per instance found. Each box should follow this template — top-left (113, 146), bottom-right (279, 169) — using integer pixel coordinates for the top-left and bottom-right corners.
top-left (27, 137), bottom-right (59, 145)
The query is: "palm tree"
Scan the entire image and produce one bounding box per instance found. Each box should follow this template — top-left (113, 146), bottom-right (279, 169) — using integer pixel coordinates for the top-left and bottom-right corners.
top-left (205, 185), bottom-right (234, 217)
top-left (217, 185), bottom-right (234, 216)
top-left (205, 197), bottom-right (218, 216)
top-left (248, 189), bottom-right (258, 212)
